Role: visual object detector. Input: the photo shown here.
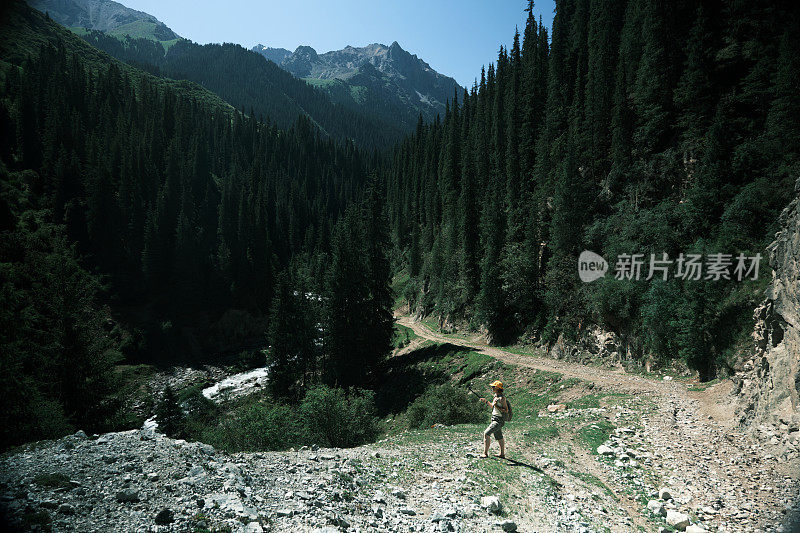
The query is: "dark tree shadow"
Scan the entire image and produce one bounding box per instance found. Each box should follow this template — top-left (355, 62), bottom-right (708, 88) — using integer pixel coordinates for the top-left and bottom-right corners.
top-left (374, 343), bottom-right (472, 416)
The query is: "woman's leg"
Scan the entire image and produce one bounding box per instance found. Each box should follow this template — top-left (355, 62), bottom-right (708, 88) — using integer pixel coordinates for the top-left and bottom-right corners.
top-left (483, 422), bottom-right (496, 457)
top-left (495, 424), bottom-right (505, 457)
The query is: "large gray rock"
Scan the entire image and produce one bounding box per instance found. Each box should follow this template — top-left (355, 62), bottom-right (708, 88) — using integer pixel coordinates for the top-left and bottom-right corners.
top-left (647, 499), bottom-right (666, 516)
top-left (154, 508), bottom-right (173, 525)
top-left (597, 444), bottom-right (615, 456)
top-left (496, 519), bottom-right (517, 531)
top-left (480, 496), bottom-right (502, 514)
top-left (115, 489), bottom-right (140, 503)
top-left (666, 510), bottom-right (691, 530)
top-left (736, 183), bottom-right (800, 429)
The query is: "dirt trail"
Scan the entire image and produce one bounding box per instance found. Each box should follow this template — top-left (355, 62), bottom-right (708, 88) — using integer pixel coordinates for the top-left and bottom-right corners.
top-left (397, 315), bottom-right (800, 532)
top-left (397, 316), bottom-right (681, 395)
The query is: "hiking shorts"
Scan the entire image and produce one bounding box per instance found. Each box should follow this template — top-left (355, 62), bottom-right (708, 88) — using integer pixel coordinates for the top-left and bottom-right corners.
top-left (484, 415), bottom-right (504, 441)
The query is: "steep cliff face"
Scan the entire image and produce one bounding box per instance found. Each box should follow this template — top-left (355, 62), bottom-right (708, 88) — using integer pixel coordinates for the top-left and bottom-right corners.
top-left (735, 178), bottom-right (800, 432)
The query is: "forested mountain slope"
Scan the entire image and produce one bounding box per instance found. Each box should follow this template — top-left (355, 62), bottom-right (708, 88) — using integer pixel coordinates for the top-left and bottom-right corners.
top-left (77, 31), bottom-right (406, 149)
top-left (27, 0), bottom-right (179, 41)
top-left (385, 0), bottom-right (800, 381)
top-left (0, 0), bottom-right (391, 447)
top-left (25, 0), bottom-right (404, 149)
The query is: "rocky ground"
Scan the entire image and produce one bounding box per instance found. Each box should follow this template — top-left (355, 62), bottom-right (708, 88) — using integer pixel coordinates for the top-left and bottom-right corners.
top-left (0, 428), bottom-right (541, 532)
top-left (1, 318), bottom-right (799, 532)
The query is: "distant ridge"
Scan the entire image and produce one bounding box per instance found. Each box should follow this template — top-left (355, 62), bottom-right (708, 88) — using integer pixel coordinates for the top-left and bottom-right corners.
top-left (253, 41), bottom-right (463, 130)
top-left (27, 0), bottom-right (179, 41)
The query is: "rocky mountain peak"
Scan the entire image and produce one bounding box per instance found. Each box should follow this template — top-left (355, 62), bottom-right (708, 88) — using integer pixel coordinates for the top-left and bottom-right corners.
top-left (293, 45), bottom-right (318, 59)
top-left (251, 39), bottom-right (462, 127)
top-left (251, 44), bottom-right (291, 65)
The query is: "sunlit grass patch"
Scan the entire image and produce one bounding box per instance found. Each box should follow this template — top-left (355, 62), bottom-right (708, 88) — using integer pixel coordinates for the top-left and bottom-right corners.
top-left (392, 323), bottom-right (419, 350)
top-left (567, 392), bottom-right (629, 410)
top-left (576, 420), bottom-right (616, 453)
top-left (522, 420), bottom-right (560, 443)
top-left (391, 269), bottom-right (411, 309)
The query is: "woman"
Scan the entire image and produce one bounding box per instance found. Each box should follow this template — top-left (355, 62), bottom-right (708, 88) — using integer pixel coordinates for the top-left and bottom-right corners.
top-left (479, 380), bottom-right (508, 458)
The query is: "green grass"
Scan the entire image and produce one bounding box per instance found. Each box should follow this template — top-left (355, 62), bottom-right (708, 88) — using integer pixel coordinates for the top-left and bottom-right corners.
top-left (33, 473), bottom-right (71, 489)
top-left (159, 38), bottom-right (180, 52)
top-left (569, 470), bottom-right (618, 501)
top-left (576, 420), bottom-right (616, 453)
top-left (391, 269), bottom-right (411, 309)
top-left (304, 78), bottom-right (338, 88)
top-left (567, 392), bottom-right (628, 410)
top-left (567, 394), bottom-right (603, 409)
top-left (392, 323), bottom-right (419, 350)
top-left (687, 377), bottom-right (722, 391)
top-left (70, 26), bottom-right (179, 53)
top-left (473, 454), bottom-right (521, 508)
top-left (107, 20), bottom-right (167, 41)
top-left (523, 419), bottom-right (560, 443)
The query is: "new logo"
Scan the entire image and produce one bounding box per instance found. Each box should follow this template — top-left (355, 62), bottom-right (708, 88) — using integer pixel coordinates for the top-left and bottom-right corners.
top-left (578, 250), bottom-right (608, 283)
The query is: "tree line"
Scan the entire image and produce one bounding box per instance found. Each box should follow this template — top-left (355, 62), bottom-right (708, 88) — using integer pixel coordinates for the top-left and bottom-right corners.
top-left (384, 0), bottom-right (800, 379)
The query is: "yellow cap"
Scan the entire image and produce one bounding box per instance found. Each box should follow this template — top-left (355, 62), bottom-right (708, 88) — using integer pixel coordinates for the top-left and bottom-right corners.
top-left (490, 380), bottom-right (503, 389)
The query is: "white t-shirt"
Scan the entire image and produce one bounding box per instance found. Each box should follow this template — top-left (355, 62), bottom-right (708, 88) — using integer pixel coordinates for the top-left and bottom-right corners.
top-left (491, 394), bottom-right (506, 418)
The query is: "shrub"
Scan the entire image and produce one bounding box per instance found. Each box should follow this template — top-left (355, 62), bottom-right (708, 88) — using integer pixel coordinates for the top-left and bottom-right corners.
top-left (406, 384), bottom-right (485, 429)
top-left (155, 386), bottom-right (185, 438)
top-left (181, 388), bottom-right (218, 438)
top-left (202, 402), bottom-right (302, 452)
top-left (235, 349), bottom-right (265, 371)
top-left (300, 385), bottom-right (381, 448)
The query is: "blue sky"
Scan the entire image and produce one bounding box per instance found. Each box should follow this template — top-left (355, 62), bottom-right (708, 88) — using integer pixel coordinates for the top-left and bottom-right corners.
top-left (121, 0), bottom-right (555, 87)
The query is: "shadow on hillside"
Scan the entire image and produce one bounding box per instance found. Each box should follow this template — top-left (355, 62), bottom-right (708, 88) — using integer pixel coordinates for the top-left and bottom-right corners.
top-left (375, 343), bottom-right (472, 416)
top-left (503, 457), bottom-right (544, 473)
top-left (385, 342), bottom-right (472, 368)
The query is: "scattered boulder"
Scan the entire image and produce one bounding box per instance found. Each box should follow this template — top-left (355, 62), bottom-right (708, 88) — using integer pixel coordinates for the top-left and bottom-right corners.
top-left (658, 487), bottom-right (672, 500)
top-left (154, 508), bottom-right (174, 525)
top-left (481, 496), bottom-right (502, 514)
top-left (647, 500), bottom-right (666, 516)
top-left (116, 489), bottom-right (140, 503)
top-left (597, 444), bottom-right (614, 456)
top-left (685, 526), bottom-right (707, 533)
top-left (57, 503), bottom-right (75, 515)
top-left (666, 510), bottom-right (690, 530)
top-left (496, 519), bottom-right (517, 531)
